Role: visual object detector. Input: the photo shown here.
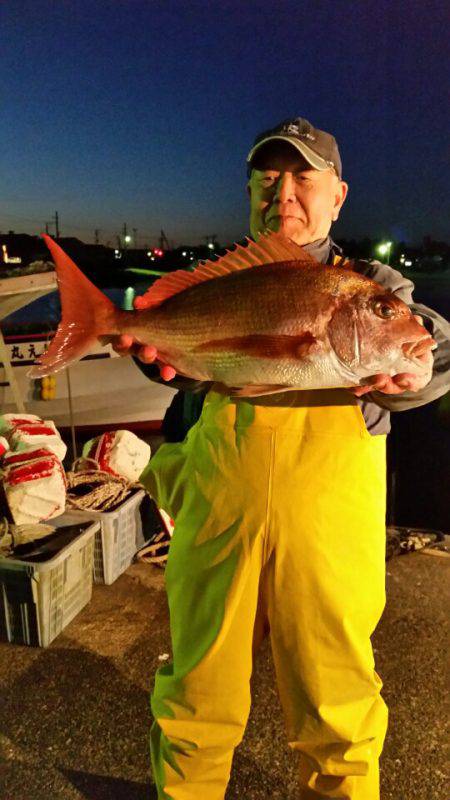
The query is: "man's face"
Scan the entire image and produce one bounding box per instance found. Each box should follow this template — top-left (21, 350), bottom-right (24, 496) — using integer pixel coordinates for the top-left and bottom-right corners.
top-left (247, 142), bottom-right (348, 245)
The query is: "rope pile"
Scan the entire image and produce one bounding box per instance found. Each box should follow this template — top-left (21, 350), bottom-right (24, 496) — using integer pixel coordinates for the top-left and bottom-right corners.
top-left (66, 458), bottom-right (173, 567)
top-left (66, 457), bottom-right (141, 512)
top-left (386, 526), bottom-right (447, 560)
top-left (136, 529), bottom-right (171, 568)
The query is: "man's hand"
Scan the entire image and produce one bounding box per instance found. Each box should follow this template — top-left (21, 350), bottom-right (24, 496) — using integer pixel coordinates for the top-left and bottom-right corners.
top-left (348, 348), bottom-right (434, 396)
top-left (109, 291), bottom-right (176, 380)
top-left (111, 334), bottom-right (176, 381)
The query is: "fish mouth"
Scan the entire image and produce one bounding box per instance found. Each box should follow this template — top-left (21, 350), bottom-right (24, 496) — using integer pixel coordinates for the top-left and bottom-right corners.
top-left (402, 336), bottom-right (437, 364)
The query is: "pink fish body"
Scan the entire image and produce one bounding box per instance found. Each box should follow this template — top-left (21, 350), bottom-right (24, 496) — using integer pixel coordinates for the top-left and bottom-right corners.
top-left (29, 233), bottom-right (435, 396)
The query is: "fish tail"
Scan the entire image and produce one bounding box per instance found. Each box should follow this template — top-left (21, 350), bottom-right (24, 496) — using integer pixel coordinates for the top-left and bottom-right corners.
top-left (28, 235), bottom-right (126, 377)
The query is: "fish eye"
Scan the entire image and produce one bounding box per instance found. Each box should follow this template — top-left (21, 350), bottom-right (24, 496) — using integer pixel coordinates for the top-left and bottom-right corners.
top-left (374, 300), bottom-right (396, 319)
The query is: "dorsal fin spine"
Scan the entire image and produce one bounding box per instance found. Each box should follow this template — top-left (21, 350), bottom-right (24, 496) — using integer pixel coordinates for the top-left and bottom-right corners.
top-left (135, 231), bottom-right (316, 309)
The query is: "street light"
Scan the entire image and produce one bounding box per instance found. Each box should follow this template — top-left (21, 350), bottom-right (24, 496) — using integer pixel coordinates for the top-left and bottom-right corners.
top-left (377, 241), bottom-right (392, 264)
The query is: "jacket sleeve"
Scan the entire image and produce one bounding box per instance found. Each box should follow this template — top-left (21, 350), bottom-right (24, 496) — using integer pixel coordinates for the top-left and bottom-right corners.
top-left (353, 259), bottom-right (450, 410)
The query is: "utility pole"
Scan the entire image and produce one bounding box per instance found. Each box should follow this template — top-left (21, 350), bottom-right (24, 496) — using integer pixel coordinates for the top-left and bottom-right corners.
top-left (44, 213), bottom-right (60, 237)
top-left (94, 228), bottom-right (100, 245)
top-left (159, 229), bottom-right (170, 250)
top-left (122, 223), bottom-right (130, 248)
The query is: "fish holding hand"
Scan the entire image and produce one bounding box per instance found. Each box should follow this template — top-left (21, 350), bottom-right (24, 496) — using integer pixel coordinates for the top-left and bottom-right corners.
top-left (28, 232), bottom-right (436, 397)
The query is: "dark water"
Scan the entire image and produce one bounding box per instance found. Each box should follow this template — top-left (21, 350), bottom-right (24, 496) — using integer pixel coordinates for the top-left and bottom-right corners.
top-left (1, 283), bottom-right (151, 335)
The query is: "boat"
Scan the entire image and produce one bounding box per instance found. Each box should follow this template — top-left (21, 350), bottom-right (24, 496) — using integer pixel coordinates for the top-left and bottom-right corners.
top-left (0, 273), bottom-right (177, 434)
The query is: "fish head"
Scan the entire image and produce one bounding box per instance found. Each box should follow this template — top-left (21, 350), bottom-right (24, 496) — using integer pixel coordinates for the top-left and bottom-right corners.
top-left (329, 290), bottom-right (436, 378)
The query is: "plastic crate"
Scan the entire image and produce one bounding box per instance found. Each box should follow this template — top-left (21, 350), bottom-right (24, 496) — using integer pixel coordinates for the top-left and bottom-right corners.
top-left (0, 519), bottom-right (98, 647)
top-left (58, 489), bottom-right (146, 585)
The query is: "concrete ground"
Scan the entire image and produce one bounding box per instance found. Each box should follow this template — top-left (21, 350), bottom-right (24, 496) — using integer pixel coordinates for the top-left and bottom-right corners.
top-left (0, 551), bottom-right (448, 800)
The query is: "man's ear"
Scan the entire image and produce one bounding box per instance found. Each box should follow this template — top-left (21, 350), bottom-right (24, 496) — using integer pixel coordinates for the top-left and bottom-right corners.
top-left (332, 181), bottom-right (348, 221)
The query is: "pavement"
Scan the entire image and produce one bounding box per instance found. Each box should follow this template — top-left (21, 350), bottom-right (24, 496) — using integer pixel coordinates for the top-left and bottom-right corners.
top-left (0, 549), bottom-right (448, 800)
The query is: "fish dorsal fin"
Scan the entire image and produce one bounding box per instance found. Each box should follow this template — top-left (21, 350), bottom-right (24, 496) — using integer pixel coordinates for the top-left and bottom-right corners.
top-left (134, 231), bottom-right (316, 309)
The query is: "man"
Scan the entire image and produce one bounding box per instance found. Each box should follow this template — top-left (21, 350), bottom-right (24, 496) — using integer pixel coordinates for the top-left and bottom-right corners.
top-left (115, 118), bottom-right (449, 799)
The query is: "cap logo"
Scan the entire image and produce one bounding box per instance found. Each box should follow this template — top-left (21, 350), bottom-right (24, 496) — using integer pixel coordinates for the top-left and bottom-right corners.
top-left (281, 121), bottom-right (316, 142)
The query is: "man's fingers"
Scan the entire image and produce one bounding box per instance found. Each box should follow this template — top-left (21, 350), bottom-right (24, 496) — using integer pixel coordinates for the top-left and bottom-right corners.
top-left (112, 334), bottom-right (135, 354)
top-left (348, 372), bottom-right (418, 396)
top-left (119, 334), bottom-right (134, 348)
top-left (394, 374), bottom-right (414, 388)
top-left (138, 345), bottom-right (158, 363)
top-left (160, 365), bottom-right (176, 381)
top-left (111, 336), bottom-right (159, 364)
top-left (347, 384), bottom-right (374, 396)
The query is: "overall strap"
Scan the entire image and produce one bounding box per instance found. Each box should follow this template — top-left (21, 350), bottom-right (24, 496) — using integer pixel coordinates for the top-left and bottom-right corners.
top-left (332, 253), bottom-right (352, 268)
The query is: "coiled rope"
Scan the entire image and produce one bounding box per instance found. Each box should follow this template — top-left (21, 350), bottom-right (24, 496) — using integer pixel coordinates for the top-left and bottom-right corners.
top-left (66, 457), bottom-right (141, 512)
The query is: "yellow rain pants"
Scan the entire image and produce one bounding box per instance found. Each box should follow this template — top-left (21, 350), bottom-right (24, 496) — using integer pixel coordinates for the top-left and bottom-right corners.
top-left (141, 388), bottom-right (388, 800)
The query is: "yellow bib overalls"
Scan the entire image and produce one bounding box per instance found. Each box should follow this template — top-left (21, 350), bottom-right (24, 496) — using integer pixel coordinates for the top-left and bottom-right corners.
top-left (141, 380), bottom-right (388, 799)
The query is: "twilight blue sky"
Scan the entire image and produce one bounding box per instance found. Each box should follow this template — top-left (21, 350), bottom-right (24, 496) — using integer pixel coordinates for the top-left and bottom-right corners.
top-left (2, 0), bottom-right (449, 247)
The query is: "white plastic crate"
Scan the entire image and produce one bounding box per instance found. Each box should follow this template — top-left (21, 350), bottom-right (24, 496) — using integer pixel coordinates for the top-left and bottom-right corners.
top-left (0, 519), bottom-right (98, 647)
top-left (58, 489), bottom-right (146, 585)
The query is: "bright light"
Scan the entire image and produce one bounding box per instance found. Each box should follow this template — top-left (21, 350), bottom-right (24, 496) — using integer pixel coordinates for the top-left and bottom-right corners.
top-left (377, 241), bottom-right (392, 256)
top-left (147, 251), bottom-right (152, 257)
top-left (114, 249), bottom-right (120, 254)
top-left (151, 256), bottom-right (155, 261)
top-left (404, 260), bottom-right (412, 267)
top-left (123, 286), bottom-right (135, 311)
top-left (182, 251), bottom-right (187, 257)
top-left (124, 235), bottom-right (131, 243)
top-left (207, 242), bottom-right (214, 250)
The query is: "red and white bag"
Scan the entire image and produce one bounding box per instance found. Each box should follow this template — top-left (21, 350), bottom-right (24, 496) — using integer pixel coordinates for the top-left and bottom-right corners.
top-left (0, 414), bottom-right (67, 462)
top-left (82, 430), bottom-right (151, 483)
top-left (2, 447), bottom-right (67, 525)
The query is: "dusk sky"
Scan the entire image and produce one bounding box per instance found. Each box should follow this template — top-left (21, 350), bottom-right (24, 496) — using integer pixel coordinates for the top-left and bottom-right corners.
top-left (2, 0), bottom-right (449, 248)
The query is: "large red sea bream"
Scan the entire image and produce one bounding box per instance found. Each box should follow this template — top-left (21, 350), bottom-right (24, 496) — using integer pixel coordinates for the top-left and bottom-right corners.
top-left (29, 233), bottom-right (435, 396)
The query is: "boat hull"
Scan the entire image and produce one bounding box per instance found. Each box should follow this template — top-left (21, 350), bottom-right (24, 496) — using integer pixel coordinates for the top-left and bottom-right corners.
top-left (0, 333), bottom-right (177, 428)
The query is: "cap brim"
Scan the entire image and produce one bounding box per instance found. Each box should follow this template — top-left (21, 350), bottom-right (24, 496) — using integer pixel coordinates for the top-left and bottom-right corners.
top-left (247, 135), bottom-right (331, 173)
